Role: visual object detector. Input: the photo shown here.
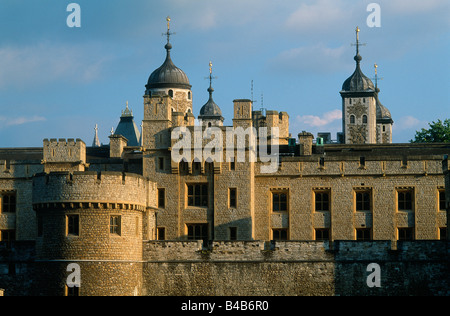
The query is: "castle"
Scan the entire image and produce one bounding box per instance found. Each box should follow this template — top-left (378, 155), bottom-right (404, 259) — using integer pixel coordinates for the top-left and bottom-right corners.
top-left (0, 22), bottom-right (448, 296)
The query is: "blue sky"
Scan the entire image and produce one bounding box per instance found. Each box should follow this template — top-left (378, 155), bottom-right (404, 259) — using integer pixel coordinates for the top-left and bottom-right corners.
top-left (0, 0), bottom-right (449, 147)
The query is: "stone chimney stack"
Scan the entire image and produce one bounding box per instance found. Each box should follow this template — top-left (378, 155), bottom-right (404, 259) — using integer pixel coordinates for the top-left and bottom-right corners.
top-left (298, 131), bottom-right (314, 156)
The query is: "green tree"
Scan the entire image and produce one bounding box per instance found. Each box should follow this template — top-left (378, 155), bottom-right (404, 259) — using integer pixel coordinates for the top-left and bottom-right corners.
top-left (410, 119), bottom-right (450, 143)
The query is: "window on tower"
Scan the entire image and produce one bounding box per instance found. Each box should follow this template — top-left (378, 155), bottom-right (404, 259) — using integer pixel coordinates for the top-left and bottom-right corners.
top-left (350, 115), bottom-right (355, 124)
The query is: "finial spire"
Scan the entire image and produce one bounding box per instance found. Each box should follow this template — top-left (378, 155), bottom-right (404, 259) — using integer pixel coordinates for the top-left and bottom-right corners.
top-left (351, 26), bottom-right (366, 64)
top-left (372, 63), bottom-right (383, 90)
top-left (206, 60), bottom-right (217, 96)
top-left (121, 101), bottom-right (133, 117)
top-left (208, 61), bottom-right (213, 88)
top-left (92, 124), bottom-right (101, 147)
top-left (140, 121), bottom-right (144, 147)
top-left (356, 26), bottom-right (360, 56)
top-left (163, 16), bottom-right (175, 47)
top-left (374, 63), bottom-right (378, 89)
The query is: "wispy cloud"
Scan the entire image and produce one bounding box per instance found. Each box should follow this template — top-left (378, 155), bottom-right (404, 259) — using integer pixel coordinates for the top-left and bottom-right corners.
top-left (286, 0), bottom-right (349, 30)
top-left (0, 115), bottom-right (46, 128)
top-left (291, 109), bottom-right (342, 140)
top-left (393, 115), bottom-right (427, 131)
top-left (0, 43), bottom-right (111, 90)
top-left (269, 43), bottom-right (350, 74)
top-left (383, 0), bottom-right (450, 15)
top-left (296, 109), bottom-right (342, 127)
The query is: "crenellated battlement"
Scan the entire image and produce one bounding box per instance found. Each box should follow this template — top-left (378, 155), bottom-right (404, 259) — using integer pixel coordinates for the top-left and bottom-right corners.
top-left (43, 138), bottom-right (86, 160)
top-left (143, 240), bottom-right (449, 262)
top-left (42, 138), bottom-right (86, 172)
top-left (32, 171), bottom-right (151, 209)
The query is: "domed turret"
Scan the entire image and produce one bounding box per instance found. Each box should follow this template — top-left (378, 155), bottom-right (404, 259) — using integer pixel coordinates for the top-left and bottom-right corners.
top-left (341, 55), bottom-right (375, 92)
top-left (145, 42), bottom-right (191, 91)
top-left (376, 90), bottom-right (392, 123)
top-left (144, 17), bottom-right (193, 115)
top-left (340, 27), bottom-right (379, 144)
top-left (145, 17), bottom-right (191, 94)
top-left (198, 61), bottom-right (224, 127)
top-left (341, 32), bottom-right (375, 93)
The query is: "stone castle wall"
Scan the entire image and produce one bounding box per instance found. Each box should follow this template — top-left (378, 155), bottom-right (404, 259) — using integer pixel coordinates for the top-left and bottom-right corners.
top-left (142, 240), bottom-right (449, 296)
top-left (0, 240), bottom-right (448, 296)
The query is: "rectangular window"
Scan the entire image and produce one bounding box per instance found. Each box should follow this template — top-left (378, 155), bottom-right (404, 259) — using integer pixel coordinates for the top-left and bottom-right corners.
top-left (158, 157), bottom-right (164, 171)
top-left (157, 227), bottom-right (165, 240)
top-left (110, 215), bottom-right (121, 235)
top-left (272, 228), bottom-right (288, 241)
top-left (230, 161), bottom-right (235, 171)
top-left (319, 157), bottom-right (325, 167)
top-left (439, 190), bottom-right (446, 211)
top-left (0, 230), bottom-right (15, 243)
top-left (158, 188), bottom-right (165, 209)
top-left (397, 189), bottom-right (414, 211)
top-left (65, 285), bottom-right (80, 297)
top-left (398, 227), bottom-right (414, 241)
top-left (355, 191), bottom-right (371, 211)
top-left (359, 156), bottom-right (366, 167)
top-left (315, 228), bottom-right (329, 241)
top-left (229, 227), bottom-right (237, 241)
top-left (356, 228), bottom-right (372, 241)
top-left (205, 162), bottom-right (213, 173)
top-left (315, 191), bottom-right (330, 211)
top-left (193, 161), bottom-right (201, 173)
top-left (187, 223), bottom-right (208, 245)
top-left (187, 184), bottom-right (208, 207)
top-left (272, 191), bottom-right (288, 212)
top-left (67, 215), bottom-right (80, 236)
top-left (401, 157), bottom-right (408, 168)
top-left (1, 193), bottom-right (16, 213)
top-left (229, 188), bottom-right (237, 208)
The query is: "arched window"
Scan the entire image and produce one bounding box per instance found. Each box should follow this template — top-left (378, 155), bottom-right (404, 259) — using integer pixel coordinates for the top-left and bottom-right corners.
top-left (350, 115), bottom-right (355, 124)
top-left (168, 90), bottom-right (174, 98)
top-left (188, 91), bottom-right (191, 100)
top-left (362, 115), bottom-right (368, 124)
top-left (179, 159), bottom-right (188, 174)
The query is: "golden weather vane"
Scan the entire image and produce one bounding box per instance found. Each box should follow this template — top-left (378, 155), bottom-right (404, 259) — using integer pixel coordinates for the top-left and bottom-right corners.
top-left (372, 63), bottom-right (383, 89)
top-left (163, 16), bottom-right (175, 43)
top-left (352, 26), bottom-right (366, 56)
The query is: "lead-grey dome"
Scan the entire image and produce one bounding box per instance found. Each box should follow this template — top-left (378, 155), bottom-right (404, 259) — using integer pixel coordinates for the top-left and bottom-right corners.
top-left (199, 87), bottom-right (223, 118)
top-left (146, 43), bottom-right (191, 91)
top-left (375, 88), bottom-right (393, 123)
top-left (341, 54), bottom-right (375, 92)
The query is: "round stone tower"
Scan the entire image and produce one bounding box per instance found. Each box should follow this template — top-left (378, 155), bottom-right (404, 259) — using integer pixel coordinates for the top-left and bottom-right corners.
top-left (32, 171), bottom-right (148, 296)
